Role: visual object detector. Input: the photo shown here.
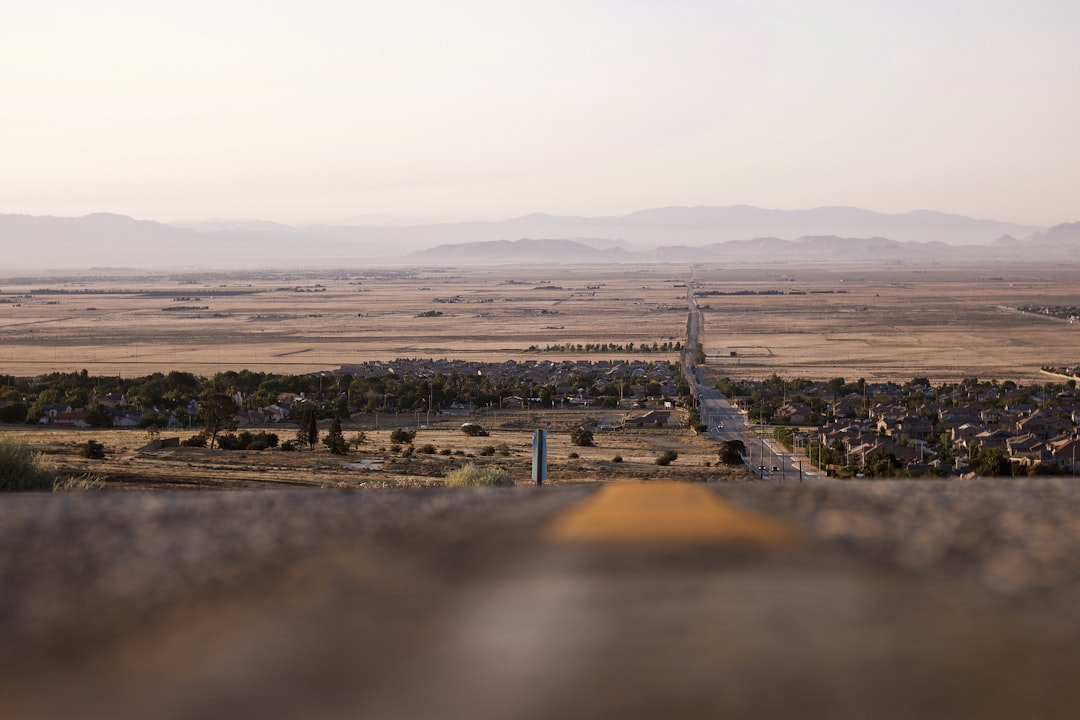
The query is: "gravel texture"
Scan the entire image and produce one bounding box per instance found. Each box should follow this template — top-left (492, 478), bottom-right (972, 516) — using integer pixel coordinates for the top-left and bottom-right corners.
top-left (717, 477), bottom-right (1080, 598)
top-left (0, 485), bottom-right (586, 663)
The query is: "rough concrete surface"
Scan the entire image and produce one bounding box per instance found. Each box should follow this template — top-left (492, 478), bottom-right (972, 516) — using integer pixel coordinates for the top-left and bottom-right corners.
top-left (4, 479), bottom-right (1080, 719)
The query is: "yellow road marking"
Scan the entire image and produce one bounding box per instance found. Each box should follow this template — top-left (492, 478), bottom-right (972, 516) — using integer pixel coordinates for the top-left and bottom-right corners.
top-left (547, 482), bottom-right (803, 547)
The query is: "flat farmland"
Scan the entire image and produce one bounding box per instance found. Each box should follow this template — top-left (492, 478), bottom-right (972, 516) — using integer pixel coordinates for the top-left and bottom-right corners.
top-left (5, 262), bottom-right (1080, 384)
top-left (0, 267), bottom-right (688, 376)
top-left (695, 263), bottom-right (1080, 383)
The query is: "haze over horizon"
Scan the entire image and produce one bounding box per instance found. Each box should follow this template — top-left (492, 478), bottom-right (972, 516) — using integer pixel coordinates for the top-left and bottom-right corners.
top-left (3, 1), bottom-right (1079, 228)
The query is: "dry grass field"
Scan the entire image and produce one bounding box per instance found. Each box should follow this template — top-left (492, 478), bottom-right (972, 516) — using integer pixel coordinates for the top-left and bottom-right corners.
top-left (695, 263), bottom-right (1080, 384)
top-left (4, 409), bottom-right (743, 490)
top-left (0, 266), bottom-right (688, 376)
top-left (5, 262), bottom-right (1077, 383)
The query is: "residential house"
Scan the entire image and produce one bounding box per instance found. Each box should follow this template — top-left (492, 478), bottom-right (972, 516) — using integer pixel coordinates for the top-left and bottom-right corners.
top-left (1007, 433), bottom-right (1050, 467)
top-left (1049, 437), bottom-right (1080, 473)
top-left (775, 402), bottom-right (812, 424)
top-left (1016, 410), bottom-right (1072, 440)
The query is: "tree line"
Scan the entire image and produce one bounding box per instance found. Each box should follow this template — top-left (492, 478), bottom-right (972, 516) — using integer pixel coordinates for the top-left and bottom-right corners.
top-left (527, 341), bottom-right (682, 354)
top-left (0, 364), bottom-right (680, 425)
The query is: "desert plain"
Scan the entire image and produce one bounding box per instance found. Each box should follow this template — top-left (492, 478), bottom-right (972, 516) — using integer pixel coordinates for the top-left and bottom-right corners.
top-left (3, 262), bottom-right (1079, 382)
top-left (3, 260), bottom-right (1080, 488)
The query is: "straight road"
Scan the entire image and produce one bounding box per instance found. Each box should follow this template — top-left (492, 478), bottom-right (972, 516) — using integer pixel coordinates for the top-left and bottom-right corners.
top-left (686, 285), bottom-right (817, 482)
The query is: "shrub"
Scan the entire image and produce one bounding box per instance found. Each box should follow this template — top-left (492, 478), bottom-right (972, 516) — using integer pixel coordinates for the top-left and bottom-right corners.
top-left (181, 432), bottom-right (208, 447)
top-left (612, 455), bottom-right (623, 463)
top-left (279, 440), bottom-right (297, 452)
top-left (0, 436), bottom-right (56, 491)
top-left (216, 433), bottom-right (243, 450)
top-left (324, 437), bottom-right (348, 455)
top-left (445, 462), bottom-right (515, 487)
top-left (439, 448), bottom-right (452, 456)
top-left (390, 428), bottom-right (416, 444)
top-left (655, 449), bottom-right (678, 466)
top-left (219, 431), bottom-right (281, 451)
top-left (460, 423), bottom-right (489, 437)
top-left (349, 432), bottom-right (367, 448)
top-left (497, 443), bottom-right (511, 457)
top-left (212, 433), bottom-right (280, 451)
top-left (323, 433), bottom-right (349, 455)
top-left (570, 426), bottom-right (595, 447)
top-left (80, 439), bottom-right (106, 459)
top-left (249, 431), bottom-right (279, 451)
top-left (479, 445), bottom-right (496, 456)
top-left (568, 451), bottom-right (580, 459)
top-left (402, 445), bottom-right (415, 457)
top-left (418, 443), bottom-right (437, 454)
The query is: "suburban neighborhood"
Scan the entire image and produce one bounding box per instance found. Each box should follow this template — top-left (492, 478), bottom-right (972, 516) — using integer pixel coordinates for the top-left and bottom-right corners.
top-left (724, 375), bottom-right (1080, 477)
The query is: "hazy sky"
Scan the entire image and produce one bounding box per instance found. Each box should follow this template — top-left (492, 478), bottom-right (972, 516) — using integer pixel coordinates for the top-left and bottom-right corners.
top-left (3, 1), bottom-right (1078, 226)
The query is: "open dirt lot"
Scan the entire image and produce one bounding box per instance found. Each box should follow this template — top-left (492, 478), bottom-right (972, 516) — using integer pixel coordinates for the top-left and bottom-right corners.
top-left (694, 263), bottom-right (1080, 383)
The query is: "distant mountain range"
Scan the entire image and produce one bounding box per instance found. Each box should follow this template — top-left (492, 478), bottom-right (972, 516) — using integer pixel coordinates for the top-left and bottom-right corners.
top-left (0, 206), bottom-right (1076, 270)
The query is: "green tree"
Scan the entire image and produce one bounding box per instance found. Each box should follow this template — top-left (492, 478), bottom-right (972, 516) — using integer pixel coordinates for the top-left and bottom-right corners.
top-left (84, 404), bottom-right (112, 428)
top-left (972, 447), bottom-right (1013, 477)
top-left (323, 416), bottom-right (348, 455)
top-left (139, 411), bottom-right (168, 429)
top-left (687, 408), bottom-right (706, 433)
top-left (718, 439), bottom-right (746, 466)
top-left (0, 402), bottom-right (28, 424)
top-left (864, 450), bottom-right (902, 477)
top-left (197, 392), bottom-right (239, 449)
top-left (294, 403), bottom-right (319, 450)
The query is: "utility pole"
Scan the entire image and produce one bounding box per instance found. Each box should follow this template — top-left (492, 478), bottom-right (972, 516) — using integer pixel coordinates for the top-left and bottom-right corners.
top-left (749, 429), bottom-right (753, 470)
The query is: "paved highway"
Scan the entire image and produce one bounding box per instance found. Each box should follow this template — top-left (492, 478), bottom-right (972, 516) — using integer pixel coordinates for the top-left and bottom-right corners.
top-left (686, 285), bottom-right (818, 482)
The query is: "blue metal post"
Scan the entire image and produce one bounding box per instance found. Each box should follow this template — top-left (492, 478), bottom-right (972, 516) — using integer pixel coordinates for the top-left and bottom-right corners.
top-left (532, 429), bottom-right (547, 485)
